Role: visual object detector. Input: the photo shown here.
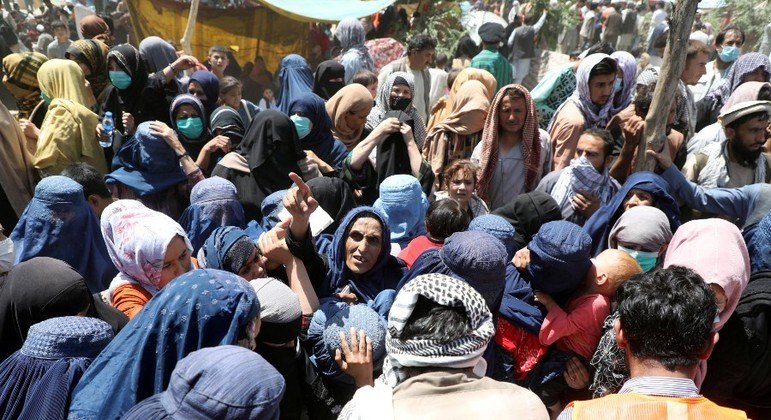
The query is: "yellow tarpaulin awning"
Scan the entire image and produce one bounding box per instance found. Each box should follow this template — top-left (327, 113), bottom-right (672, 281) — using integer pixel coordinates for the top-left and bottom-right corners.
top-left (126, 0), bottom-right (309, 74)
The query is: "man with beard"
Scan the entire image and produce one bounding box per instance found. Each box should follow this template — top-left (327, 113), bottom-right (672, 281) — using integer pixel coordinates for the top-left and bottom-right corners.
top-left (537, 129), bottom-right (620, 226)
top-left (683, 101), bottom-right (771, 189)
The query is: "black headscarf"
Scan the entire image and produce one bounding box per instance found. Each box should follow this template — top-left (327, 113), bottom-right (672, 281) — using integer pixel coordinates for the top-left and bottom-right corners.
top-left (210, 105), bottom-right (245, 148)
top-left (307, 177), bottom-right (356, 235)
top-left (106, 43), bottom-right (148, 115)
top-left (313, 60), bottom-right (345, 100)
top-left (0, 257), bottom-right (127, 362)
top-left (237, 109), bottom-right (305, 204)
top-left (701, 270), bottom-right (771, 418)
top-left (492, 191), bottom-right (562, 250)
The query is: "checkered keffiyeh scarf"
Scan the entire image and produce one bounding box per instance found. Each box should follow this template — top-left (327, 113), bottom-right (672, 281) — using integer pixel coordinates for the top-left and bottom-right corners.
top-left (550, 155), bottom-right (616, 224)
top-left (2, 52), bottom-right (47, 117)
top-left (476, 84), bottom-right (542, 202)
top-left (383, 273), bottom-right (494, 386)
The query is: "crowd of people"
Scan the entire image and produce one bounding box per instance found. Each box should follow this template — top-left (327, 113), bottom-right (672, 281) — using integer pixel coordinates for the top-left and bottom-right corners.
top-left (0, 0), bottom-right (770, 419)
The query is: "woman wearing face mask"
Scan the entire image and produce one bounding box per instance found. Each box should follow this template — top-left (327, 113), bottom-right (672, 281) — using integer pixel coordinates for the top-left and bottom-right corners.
top-left (100, 200), bottom-right (195, 319)
top-left (607, 205), bottom-right (673, 273)
top-left (584, 171), bottom-right (681, 256)
top-left (32, 59), bottom-right (106, 176)
top-left (102, 44), bottom-right (149, 138)
top-left (68, 269), bottom-right (261, 420)
top-left (343, 72), bottom-right (433, 205)
top-left (211, 110), bottom-right (309, 220)
top-left (313, 60), bottom-right (346, 100)
top-left (169, 93), bottom-right (231, 174)
top-left (288, 92), bottom-right (349, 172)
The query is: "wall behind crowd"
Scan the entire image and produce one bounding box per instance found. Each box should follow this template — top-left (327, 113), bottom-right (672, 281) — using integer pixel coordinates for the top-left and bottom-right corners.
top-left (125, 0), bottom-right (309, 72)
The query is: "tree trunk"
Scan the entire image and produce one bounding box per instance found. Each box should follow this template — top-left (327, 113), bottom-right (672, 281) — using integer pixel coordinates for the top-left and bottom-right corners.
top-left (180, 0), bottom-right (200, 58)
top-left (634, 0), bottom-right (700, 172)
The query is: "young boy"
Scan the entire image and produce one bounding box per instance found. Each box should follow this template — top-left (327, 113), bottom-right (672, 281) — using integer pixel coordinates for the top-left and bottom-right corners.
top-left (219, 76), bottom-right (260, 127)
top-left (534, 248), bottom-right (642, 414)
top-left (46, 20), bottom-right (71, 59)
top-left (352, 70), bottom-right (378, 99)
top-left (207, 45), bottom-right (230, 79)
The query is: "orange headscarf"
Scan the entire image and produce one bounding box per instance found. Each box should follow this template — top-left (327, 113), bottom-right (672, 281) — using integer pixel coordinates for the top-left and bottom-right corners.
top-left (423, 80), bottom-right (490, 175)
top-left (426, 68), bottom-right (497, 131)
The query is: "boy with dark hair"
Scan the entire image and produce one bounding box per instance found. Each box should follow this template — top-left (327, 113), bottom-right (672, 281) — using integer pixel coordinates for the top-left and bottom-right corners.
top-left (397, 198), bottom-right (470, 268)
top-left (47, 20), bottom-right (70, 59)
top-left (558, 266), bottom-right (748, 419)
top-left (207, 45), bottom-right (230, 79)
top-left (60, 162), bottom-right (113, 217)
top-left (470, 22), bottom-right (512, 92)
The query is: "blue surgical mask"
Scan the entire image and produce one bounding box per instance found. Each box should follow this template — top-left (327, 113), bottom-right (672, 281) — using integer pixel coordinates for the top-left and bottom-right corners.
top-left (618, 245), bottom-right (659, 273)
top-left (290, 114), bottom-right (312, 139)
top-left (109, 70), bottom-right (132, 89)
top-left (614, 78), bottom-right (623, 94)
top-left (40, 92), bottom-right (51, 105)
top-left (718, 45), bottom-right (740, 63)
top-left (176, 117), bottom-right (204, 140)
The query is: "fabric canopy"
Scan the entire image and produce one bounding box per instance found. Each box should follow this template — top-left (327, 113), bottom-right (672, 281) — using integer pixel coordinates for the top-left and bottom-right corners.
top-left (252, 0), bottom-right (396, 23)
top-left (125, 0), bottom-right (309, 74)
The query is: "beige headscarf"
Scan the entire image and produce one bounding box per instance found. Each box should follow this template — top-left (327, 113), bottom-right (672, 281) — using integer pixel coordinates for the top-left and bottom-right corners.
top-left (0, 101), bottom-right (36, 216)
top-left (426, 68), bottom-right (497, 132)
top-left (423, 80), bottom-right (490, 175)
top-left (34, 59), bottom-right (105, 175)
top-left (325, 84), bottom-right (374, 150)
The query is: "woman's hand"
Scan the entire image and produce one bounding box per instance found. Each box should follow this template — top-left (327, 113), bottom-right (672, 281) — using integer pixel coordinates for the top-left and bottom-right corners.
top-left (203, 135), bottom-right (231, 154)
top-left (258, 219), bottom-right (293, 266)
top-left (148, 121), bottom-right (185, 155)
top-left (171, 55), bottom-right (199, 72)
top-left (400, 123), bottom-right (415, 145)
top-left (372, 117), bottom-right (401, 140)
top-left (122, 112), bottom-right (136, 135)
top-left (283, 172), bottom-right (318, 240)
top-left (19, 119), bottom-right (40, 140)
top-left (513, 247), bottom-right (531, 271)
top-left (335, 328), bottom-right (374, 388)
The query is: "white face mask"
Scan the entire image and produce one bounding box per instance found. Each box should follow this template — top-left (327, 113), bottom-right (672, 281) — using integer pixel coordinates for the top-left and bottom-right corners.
top-left (0, 238), bottom-right (15, 274)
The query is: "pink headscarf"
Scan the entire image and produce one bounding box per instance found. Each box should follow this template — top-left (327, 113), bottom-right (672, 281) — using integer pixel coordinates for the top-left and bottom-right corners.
top-left (101, 200), bottom-right (192, 298)
top-left (663, 218), bottom-right (750, 387)
top-left (720, 81), bottom-right (771, 113)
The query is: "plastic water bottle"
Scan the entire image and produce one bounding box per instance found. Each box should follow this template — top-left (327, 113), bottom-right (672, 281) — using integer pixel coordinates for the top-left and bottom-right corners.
top-left (100, 112), bottom-right (114, 148)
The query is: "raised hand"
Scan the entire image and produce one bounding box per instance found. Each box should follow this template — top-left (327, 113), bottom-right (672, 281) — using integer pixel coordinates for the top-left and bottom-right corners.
top-left (283, 172), bottom-right (319, 240)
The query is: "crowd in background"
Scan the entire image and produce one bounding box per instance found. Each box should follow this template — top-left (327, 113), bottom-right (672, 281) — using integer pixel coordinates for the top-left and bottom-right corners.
top-left (0, 0), bottom-right (770, 419)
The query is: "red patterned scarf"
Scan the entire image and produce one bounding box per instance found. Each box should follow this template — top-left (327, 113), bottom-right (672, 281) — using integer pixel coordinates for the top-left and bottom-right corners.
top-left (476, 84), bottom-right (541, 202)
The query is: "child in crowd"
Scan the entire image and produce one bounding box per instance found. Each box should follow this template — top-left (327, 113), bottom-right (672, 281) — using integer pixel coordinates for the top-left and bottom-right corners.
top-left (352, 70), bottom-right (378, 99)
top-left (397, 197), bottom-right (470, 268)
top-left (258, 86), bottom-right (277, 110)
top-left (219, 76), bottom-right (260, 127)
top-left (534, 248), bottom-right (642, 414)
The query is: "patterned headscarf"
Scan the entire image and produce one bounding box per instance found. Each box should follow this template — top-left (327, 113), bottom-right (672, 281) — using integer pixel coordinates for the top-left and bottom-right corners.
top-left (2, 52), bottom-right (47, 118)
top-left (107, 44), bottom-right (148, 114)
top-left (476, 84), bottom-right (542, 201)
top-left (66, 39), bottom-right (110, 101)
top-left (610, 51), bottom-right (637, 116)
top-left (384, 273), bottom-right (494, 385)
top-left (366, 71), bottom-right (427, 149)
top-left (100, 200), bottom-right (193, 298)
top-left (705, 53), bottom-right (771, 114)
top-left (548, 53), bottom-right (616, 131)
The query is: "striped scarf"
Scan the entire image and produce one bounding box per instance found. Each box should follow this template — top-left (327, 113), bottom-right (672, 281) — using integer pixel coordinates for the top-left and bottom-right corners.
top-left (476, 84), bottom-right (542, 202)
top-left (383, 273), bottom-right (494, 386)
top-left (550, 156), bottom-right (615, 225)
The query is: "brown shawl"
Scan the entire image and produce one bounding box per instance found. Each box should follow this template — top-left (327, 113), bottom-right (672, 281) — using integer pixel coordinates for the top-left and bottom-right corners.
top-left (325, 83), bottom-right (374, 150)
